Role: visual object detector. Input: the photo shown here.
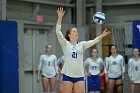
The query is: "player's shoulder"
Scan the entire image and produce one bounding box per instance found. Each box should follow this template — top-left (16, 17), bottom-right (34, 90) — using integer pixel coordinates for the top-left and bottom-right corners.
top-left (39, 54), bottom-right (46, 60)
top-left (86, 57), bottom-right (92, 60)
top-left (106, 56), bottom-right (112, 60)
top-left (51, 54), bottom-right (57, 58)
top-left (118, 54), bottom-right (123, 58)
top-left (97, 57), bottom-right (103, 61)
top-left (84, 58), bottom-right (92, 64)
top-left (97, 58), bottom-right (103, 62)
top-left (40, 54), bottom-right (46, 57)
top-left (105, 56), bottom-right (110, 59)
top-left (108, 55), bottom-right (112, 58)
top-left (128, 58), bottom-right (134, 63)
top-left (85, 57), bottom-right (92, 61)
top-left (51, 54), bottom-right (56, 56)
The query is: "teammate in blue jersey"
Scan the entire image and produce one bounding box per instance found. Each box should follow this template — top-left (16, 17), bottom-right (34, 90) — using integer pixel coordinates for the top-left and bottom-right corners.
top-left (105, 45), bottom-right (125, 93)
top-left (37, 44), bottom-right (58, 93)
top-left (84, 48), bottom-right (104, 93)
top-left (128, 48), bottom-right (140, 93)
top-left (56, 7), bottom-right (110, 93)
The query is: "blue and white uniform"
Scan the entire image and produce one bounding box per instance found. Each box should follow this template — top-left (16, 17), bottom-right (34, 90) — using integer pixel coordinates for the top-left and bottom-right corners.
top-left (128, 58), bottom-right (140, 83)
top-left (84, 58), bottom-right (103, 91)
top-left (38, 54), bottom-right (58, 78)
top-left (56, 24), bottom-right (100, 81)
top-left (105, 55), bottom-right (125, 79)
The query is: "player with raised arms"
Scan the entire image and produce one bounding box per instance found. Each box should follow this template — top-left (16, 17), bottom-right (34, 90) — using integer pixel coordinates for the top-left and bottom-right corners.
top-left (56, 7), bottom-right (110, 93)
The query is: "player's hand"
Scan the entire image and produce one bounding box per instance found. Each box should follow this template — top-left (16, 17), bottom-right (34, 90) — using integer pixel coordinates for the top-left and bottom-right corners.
top-left (102, 28), bottom-right (111, 37)
top-left (57, 73), bottom-right (62, 83)
top-left (60, 79), bottom-right (63, 83)
top-left (101, 87), bottom-right (105, 90)
top-left (55, 74), bottom-right (59, 82)
top-left (98, 28), bottom-right (111, 40)
top-left (130, 79), bottom-right (134, 84)
top-left (57, 7), bottom-right (65, 19)
top-left (84, 72), bottom-right (89, 77)
top-left (37, 77), bottom-right (41, 83)
top-left (105, 76), bottom-right (108, 83)
top-left (122, 75), bottom-right (125, 81)
top-left (99, 72), bottom-right (104, 77)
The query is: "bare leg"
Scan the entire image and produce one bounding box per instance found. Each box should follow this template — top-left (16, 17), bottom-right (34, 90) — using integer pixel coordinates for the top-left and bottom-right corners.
top-left (138, 84), bottom-right (140, 93)
top-left (130, 83), bottom-right (135, 93)
top-left (108, 80), bottom-right (115, 93)
top-left (116, 79), bottom-right (123, 93)
top-left (50, 77), bottom-right (57, 93)
top-left (62, 81), bottom-right (73, 93)
top-left (74, 81), bottom-right (84, 93)
top-left (42, 77), bottom-right (49, 92)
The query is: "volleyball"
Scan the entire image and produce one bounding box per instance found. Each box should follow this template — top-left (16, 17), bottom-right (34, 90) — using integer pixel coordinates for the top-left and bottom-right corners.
top-left (93, 12), bottom-right (106, 24)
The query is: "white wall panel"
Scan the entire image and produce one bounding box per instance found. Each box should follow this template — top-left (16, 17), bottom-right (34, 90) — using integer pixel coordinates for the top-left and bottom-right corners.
top-left (24, 72), bottom-right (33, 93)
top-left (24, 29), bottom-right (33, 71)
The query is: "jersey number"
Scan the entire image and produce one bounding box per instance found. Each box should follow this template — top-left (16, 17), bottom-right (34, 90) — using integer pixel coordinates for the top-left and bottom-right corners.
top-left (72, 52), bottom-right (77, 58)
top-left (112, 61), bottom-right (117, 65)
top-left (135, 66), bottom-right (138, 71)
top-left (48, 61), bottom-right (51, 66)
top-left (92, 66), bottom-right (97, 70)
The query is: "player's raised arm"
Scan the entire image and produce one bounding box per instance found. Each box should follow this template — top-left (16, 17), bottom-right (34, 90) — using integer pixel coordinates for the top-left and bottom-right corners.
top-left (82, 28), bottom-right (111, 50)
top-left (98, 28), bottom-right (111, 40)
top-left (57, 7), bottom-right (65, 25)
top-left (56, 7), bottom-right (67, 49)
